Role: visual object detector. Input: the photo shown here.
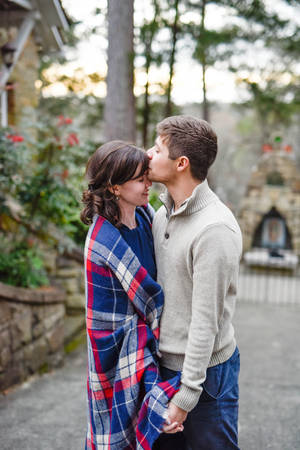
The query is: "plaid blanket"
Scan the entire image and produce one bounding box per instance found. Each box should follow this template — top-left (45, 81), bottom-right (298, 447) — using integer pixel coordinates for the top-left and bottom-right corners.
top-left (84, 207), bottom-right (180, 449)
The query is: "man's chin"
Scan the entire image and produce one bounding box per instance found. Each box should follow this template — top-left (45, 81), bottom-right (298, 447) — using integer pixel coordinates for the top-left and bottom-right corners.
top-left (147, 172), bottom-right (155, 181)
top-left (148, 170), bottom-right (159, 182)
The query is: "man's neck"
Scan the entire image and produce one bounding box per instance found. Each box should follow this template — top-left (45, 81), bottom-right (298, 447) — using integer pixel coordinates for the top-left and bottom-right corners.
top-left (166, 177), bottom-right (203, 211)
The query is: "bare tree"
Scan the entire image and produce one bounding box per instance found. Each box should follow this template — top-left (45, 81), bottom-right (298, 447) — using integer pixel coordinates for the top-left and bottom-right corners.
top-left (104, 0), bottom-right (136, 142)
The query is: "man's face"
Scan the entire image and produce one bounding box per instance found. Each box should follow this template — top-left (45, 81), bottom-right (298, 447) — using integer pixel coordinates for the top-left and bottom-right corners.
top-left (147, 136), bottom-right (177, 183)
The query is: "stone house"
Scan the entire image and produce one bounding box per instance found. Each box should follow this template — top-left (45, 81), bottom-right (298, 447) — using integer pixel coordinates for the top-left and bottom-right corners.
top-left (0, 0), bottom-right (69, 127)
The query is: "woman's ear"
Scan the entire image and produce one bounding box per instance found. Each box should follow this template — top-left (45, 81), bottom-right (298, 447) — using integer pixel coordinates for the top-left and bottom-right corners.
top-left (176, 156), bottom-right (190, 172)
top-left (108, 184), bottom-right (120, 196)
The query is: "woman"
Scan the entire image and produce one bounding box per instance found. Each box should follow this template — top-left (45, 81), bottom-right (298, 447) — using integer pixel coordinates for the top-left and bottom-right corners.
top-left (81, 141), bottom-right (180, 450)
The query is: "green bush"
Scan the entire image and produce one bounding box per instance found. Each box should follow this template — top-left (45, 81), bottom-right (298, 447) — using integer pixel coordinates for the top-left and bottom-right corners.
top-left (0, 237), bottom-right (49, 288)
top-left (0, 129), bottom-right (28, 214)
top-left (1, 119), bottom-right (92, 246)
top-left (0, 118), bottom-right (94, 288)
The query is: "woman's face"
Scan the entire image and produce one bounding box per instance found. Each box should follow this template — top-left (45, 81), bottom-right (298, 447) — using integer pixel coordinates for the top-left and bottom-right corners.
top-left (115, 164), bottom-right (152, 208)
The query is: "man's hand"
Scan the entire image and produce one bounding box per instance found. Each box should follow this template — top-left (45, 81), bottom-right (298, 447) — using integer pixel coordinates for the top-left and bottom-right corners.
top-left (162, 402), bottom-right (188, 434)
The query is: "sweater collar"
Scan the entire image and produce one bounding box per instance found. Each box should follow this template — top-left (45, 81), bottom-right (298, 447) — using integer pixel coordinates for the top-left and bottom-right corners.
top-left (159, 179), bottom-right (218, 217)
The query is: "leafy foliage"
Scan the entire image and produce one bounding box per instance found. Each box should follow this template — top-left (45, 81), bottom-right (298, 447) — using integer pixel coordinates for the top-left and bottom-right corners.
top-left (241, 79), bottom-right (300, 141)
top-left (0, 236), bottom-right (49, 288)
top-left (0, 117), bottom-right (94, 287)
top-left (0, 129), bottom-right (28, 214)
top-left (13, 117), bottom-right (93, 244)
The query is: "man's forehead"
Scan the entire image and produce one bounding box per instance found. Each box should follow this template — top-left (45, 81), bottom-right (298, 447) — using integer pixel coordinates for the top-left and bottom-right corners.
top-left (156, 135), bottom-right (168, 146)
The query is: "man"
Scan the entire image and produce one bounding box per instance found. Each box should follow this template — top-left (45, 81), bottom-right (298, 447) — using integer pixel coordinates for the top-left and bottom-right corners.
top-left (147, 115), bottom-right (242, 449)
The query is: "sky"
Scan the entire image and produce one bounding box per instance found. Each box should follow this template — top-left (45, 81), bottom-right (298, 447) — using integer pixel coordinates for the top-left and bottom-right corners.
top-left (53, 0), bottom-right (299, 105)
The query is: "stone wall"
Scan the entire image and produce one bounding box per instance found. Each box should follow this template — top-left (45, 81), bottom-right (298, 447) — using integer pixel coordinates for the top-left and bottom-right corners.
top-left (55, 256), bottom-right (85, 311)
top-left (0, 282), bottom-right (65, 392)
top-left (42, 249), bottom-right (86, 312)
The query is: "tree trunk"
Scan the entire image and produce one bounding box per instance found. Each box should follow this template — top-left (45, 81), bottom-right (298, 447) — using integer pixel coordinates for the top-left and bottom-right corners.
top-left (142, 0), bottom-right (159, 148)
top-left (202, 59), bottom-right (209, 122)
top-left (165, 0), bottom-right (180, 117)
top-left (104, 0), bottom-right (136, 142)
top-left (143, 76), bottom-right (150, 148)
top-left (200, 0), bottom-right (209, 122)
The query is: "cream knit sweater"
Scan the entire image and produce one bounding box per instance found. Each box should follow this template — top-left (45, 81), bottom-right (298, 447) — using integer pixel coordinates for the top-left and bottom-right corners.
top-left (152, 180), bottom-right (242, 412)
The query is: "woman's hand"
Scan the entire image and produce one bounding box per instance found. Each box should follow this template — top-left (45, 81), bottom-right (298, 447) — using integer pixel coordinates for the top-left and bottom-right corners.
top-left (162, 402), bottom-right (187, 434)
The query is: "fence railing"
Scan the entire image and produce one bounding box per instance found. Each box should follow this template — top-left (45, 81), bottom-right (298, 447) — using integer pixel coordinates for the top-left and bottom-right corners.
top-left (238, 260), bottom-right (300, 305)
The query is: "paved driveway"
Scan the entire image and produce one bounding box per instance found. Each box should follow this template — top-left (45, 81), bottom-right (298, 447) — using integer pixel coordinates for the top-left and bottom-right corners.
top-left (0, 301), bottom-right (299, 449)
top-left (235, 301), bottom-right (300, 450)
top-left (0, 346), bottom-right (87, 450)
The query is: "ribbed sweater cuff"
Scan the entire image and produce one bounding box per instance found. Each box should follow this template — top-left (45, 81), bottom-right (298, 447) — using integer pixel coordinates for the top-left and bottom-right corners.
top-left (171, 384), bottom-right (202, 412)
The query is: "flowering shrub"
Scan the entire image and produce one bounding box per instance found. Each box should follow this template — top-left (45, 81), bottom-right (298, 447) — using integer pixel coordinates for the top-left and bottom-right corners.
top-left (0, 117), bottom-right (94, 287)
top-left (0, 128), bottom-right (28, 214)
top-left (58, 115), bottom-right (73, 126)
top-left (15, 117), bottom-right (92, 243)
top-left (6, 134), bottom-right (24, 143)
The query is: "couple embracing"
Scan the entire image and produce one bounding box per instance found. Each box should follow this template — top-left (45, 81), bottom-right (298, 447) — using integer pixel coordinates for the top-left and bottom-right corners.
top-left (81, 115), bottom-right (242, 450)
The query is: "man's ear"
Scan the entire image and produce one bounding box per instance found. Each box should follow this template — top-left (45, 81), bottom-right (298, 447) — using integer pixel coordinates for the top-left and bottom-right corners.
top-left (176, 156), bottom-right (190, 172)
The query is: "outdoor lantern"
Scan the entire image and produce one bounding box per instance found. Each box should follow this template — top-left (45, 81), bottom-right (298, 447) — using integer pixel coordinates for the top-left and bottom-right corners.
top-left (1, 42), bottom-right (16, 69)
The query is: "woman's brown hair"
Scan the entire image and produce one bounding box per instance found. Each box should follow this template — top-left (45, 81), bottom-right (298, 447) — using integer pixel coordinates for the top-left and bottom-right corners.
top-left (80, 140), bottom-right (149, 227)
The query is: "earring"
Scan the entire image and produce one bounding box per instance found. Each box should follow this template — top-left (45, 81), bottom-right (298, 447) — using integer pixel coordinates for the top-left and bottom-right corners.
top-left (115, 195), bottom-right (119, 201)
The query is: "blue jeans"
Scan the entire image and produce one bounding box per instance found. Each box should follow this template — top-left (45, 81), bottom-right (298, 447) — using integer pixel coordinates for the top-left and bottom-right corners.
top-left (153, 347), bottom-right (240, 450)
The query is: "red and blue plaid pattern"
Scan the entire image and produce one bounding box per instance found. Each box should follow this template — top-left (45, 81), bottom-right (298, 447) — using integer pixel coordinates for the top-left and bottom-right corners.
top-left (84, 208), bottom-right (180, 449)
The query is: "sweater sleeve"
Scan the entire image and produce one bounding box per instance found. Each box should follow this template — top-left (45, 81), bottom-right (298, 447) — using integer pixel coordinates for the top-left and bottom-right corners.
top-left (171, 224), bottom-right (239, 412)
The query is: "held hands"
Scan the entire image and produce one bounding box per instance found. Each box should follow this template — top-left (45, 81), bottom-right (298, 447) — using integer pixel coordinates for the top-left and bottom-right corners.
top-left (163, 402), bottom-right (188, 434)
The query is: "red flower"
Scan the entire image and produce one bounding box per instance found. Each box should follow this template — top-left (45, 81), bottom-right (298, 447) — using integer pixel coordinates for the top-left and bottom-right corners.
top-left (67, 133), bottom-right (79, 146)
top-left (284, 145), bottom-right (292, 153)
top-left (57, 115), bottom-right (65, 126)
top-left (262, 144), bottom-right (273, 153)
top-left (6, 134), bottom-right (24, 143)
top-left (57, 115), bottom-right (73, 126)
